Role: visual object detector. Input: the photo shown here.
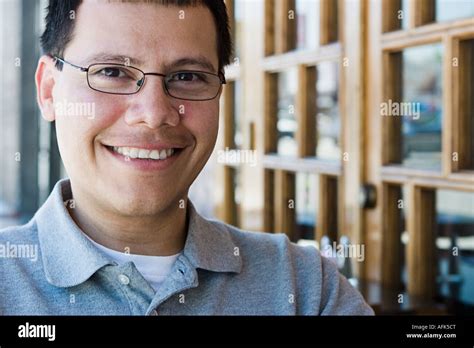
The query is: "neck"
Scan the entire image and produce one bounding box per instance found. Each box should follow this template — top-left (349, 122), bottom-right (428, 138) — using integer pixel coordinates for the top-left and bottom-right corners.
top-left (68, 191), bottom-right (188, 256)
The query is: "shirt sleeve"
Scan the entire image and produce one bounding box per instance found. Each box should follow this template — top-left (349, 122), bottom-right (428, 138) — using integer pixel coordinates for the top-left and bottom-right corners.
top-left (318, 254), bottom-right (375, 315)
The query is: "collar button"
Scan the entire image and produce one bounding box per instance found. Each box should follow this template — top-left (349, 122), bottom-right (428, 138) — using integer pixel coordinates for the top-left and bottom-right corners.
top-left (118, 274), bottom-right (130, 285)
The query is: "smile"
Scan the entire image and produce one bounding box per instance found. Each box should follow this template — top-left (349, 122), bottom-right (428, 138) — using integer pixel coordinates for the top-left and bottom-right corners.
top-left (112, 146), bottom-right (175, 160)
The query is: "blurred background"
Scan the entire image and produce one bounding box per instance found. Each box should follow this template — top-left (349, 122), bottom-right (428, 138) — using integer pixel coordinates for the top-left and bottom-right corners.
top-left (1, 0), bottom-right (473, 314)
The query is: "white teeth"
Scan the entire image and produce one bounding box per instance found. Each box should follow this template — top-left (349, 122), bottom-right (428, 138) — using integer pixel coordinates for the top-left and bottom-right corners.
top-left (149, 150), bottom-right (160, 160)
top-left (111, 146), bottom-right (175, 160)
top-left (129, 148), bottom-right (139, 159)
top-left (138, 149), bottom-right (150, 159)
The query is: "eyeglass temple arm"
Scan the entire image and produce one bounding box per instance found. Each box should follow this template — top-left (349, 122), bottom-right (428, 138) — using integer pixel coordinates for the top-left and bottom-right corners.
top-left (220, 72), bottom-right (227, 84)
top-left (53, 56), bottom-right (88, 72)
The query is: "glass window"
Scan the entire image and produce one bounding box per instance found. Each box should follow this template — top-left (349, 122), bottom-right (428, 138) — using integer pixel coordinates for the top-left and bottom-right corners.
top-left (315, 61), bottom-right (341, 160)
top-left (277, 68), bottom-right (298, 156)
top-left (401, 44), bottom-right (443, 170)
top-left (296, 172), bottom-right (318, 241)
top-left (436, 189), bottom-right (474, 312)
top-left (436, 0), bottom-right (474, 22)
top-left (296, 0), bottom-right (319, 50)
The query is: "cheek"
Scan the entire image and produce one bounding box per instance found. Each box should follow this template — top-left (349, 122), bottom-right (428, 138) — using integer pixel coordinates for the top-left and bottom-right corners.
top-left (54, 87), bottom-right (125, 162)
top-left (180, 100), bottom-right (219, 146)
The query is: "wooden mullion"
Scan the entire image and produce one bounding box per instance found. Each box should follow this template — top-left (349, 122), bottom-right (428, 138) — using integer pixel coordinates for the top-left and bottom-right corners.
top-left (223, 82), bottom-right (236, 149)
top-left (406, 184), bottom-right (437, 298)
top-left (297, 65), bottom-right (316, 157)
top-left (381, 183), bottom-right (403, 289)
top-left (264, 169), bottom-right (275, 232)
top-left (264, 73), bottom-right (278, 154)
top-left (275, 0), bottom-right (296, 53)
top-left (382, 0), bottom-right (402, 33)
top-left (264, 0), bottom-right (275, 56)
top-left (274, 170), bottom-right (296, 240)
top-left (320, 0), bottom-right (339, 44)
top-left (223, 166), bottom-right (237, 226)
top-left (317, 175), bottom-right (338, 243)
top-left (262, 154), bottom-right (342, 175)
top-left (452, 38), bottom-right (474, 171)
top-left (382, 51), bottom-right (403, 165)
top-left (410, 0), bottom-right (435, 28)
top-left (261, 43), bottom-right (341, 72)
top-left (442, 34), bottom-right (453, 176)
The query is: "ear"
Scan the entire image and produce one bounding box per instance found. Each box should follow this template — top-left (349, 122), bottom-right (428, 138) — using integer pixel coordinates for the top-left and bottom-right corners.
top-left (35, 55), bottom-right (57, 122)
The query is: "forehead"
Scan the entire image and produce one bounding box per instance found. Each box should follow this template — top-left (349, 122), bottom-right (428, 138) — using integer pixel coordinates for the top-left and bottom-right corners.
top-left (64, 0), bottom-right (218, 70)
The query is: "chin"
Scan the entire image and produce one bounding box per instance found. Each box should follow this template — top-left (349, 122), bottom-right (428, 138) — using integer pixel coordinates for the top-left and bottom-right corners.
top-left (112, 198), bottom-right (171, 217)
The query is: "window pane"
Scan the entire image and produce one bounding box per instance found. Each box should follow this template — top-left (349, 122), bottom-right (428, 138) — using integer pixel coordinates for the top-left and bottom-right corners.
top-left (296, 0), bottom-right (319, 50)
top-left (401, 44), bottom-right (443, 170)
top-left (277, 68), bottom-right (298, 156)
top-left (316, 61), bottom-right (341, 160)
top-left (296, 172), bottom-right (318, 240)
top-left (436, 0), bottom-right (474, 22)
top-left (436, 190), bottom-right (474, 312)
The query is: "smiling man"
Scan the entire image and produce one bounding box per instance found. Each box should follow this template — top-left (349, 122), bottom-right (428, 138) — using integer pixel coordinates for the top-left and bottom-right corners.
top-left (0, 0), bottom-right (373, 315)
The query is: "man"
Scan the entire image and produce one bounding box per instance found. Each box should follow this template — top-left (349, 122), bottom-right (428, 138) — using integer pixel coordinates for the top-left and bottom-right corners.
top-left (0, 0), bottom-right (373, 315)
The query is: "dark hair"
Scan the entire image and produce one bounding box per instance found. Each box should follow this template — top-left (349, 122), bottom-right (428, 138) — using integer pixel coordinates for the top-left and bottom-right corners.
top-left (40, 0), bottom-right (232, 72)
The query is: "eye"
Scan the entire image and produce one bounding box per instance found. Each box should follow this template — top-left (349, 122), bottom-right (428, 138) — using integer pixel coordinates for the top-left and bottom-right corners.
top-left (172, 72), bottom-right (197, 82)
top-left (90, 65), bottom-right (138, 79)
top-left (99, 67), bottom-right (125, 78)
top-left (169, 72), bottom-right (206, 83)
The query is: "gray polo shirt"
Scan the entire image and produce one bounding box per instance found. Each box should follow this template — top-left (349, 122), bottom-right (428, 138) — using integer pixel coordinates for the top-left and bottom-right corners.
top-left (0, 179), bottom-right (374, 315)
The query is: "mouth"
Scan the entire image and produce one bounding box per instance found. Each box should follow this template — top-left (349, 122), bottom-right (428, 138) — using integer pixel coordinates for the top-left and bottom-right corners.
top-left (106, 145), bottom-right (182, 160)
top-left (102, 144), bottom-right (185, 171)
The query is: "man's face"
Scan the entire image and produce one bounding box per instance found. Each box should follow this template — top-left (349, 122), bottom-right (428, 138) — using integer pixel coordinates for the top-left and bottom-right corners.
top-left (47, 1), bottom-right (220, 216)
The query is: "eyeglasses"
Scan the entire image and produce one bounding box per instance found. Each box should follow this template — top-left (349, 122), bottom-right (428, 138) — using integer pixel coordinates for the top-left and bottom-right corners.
top-left (53, 56), bottom-right (226, 101)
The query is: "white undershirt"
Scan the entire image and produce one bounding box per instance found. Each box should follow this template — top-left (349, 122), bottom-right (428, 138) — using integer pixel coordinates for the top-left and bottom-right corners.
top-left (83, 233), bottom-right (180, 292)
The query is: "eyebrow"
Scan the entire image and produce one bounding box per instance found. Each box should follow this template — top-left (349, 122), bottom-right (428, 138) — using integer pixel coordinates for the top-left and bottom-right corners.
top-left (82, 53), bottom-right (217, 73)
top-left (164, 57), bottom-right (217, 73)
top-left (83, 53), bottom-right (144, 66)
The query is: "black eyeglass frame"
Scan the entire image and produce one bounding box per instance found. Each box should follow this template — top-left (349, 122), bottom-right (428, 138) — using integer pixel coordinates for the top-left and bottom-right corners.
top-left (53, 56), bottom-right (226, 101)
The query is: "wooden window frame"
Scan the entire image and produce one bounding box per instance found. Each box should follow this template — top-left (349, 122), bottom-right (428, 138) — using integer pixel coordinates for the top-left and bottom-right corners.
top-left (366, 0), bottom-right (474, 311)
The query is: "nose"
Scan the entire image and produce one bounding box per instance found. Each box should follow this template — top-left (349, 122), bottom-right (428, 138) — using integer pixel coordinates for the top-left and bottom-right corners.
top-left (123, 75), bottom-right (180, 129)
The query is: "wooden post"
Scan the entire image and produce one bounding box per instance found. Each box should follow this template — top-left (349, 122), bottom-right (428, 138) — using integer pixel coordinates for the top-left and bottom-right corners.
top-left (296, 65), bottom-right (316, 157)
top-left (264, 169), bottom-right (275, 232)
top-left (275, 0), bottom-right (296, 53)
top-left (406, 184), bottom-right (437, 298)
top-left (381, 183), bottom-right (403, 289)
top-left (317, 175), bottom-right (339, 243)
top-left (274, 170), bottom-right (296, 240)
top-left (382, 51), bottom-right (403, 165)
top-left (264, 73), bottom-right (278, 154)
top-left (320, 0), bottom-right (339, 44)
top-left (382, 0), bottom-right (402, 32)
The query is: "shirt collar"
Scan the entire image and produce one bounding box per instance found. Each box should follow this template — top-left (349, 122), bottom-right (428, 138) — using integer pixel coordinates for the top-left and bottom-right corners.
top-left (183, 201), bottom-right (241, 274)
top-left (36, 179), bottom-right (241, 288)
